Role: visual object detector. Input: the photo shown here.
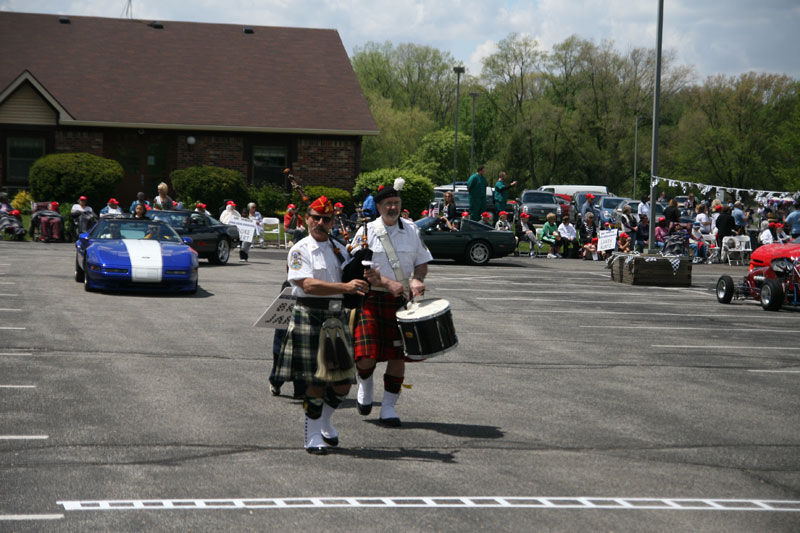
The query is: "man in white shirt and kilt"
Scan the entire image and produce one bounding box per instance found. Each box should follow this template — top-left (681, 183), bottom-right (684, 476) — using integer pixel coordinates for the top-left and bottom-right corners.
top-left (274, 195), bottom-right (371, 455)
top-left (352, 182), bottom-right (433, 427)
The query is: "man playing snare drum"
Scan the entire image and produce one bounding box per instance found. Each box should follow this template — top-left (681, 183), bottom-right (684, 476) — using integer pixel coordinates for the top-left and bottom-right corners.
top-left (352, 181), bottom-right (433, 427)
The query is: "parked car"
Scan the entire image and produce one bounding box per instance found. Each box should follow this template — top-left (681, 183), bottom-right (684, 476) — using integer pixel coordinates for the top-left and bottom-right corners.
top-left (415, 216), bottom-right (516, 265)
top-left (431, 186), bottom-right (496, 217)
top-left (519, 190), bottom-right (564, 223)
top-left (569, 191), bottom-right (610, 224)
top-left (74, 218), bottom-right (198, 293)
top-left (146, 210), bottom-right (239, 264)
top-left (596, 196), bottom-right (629, 227)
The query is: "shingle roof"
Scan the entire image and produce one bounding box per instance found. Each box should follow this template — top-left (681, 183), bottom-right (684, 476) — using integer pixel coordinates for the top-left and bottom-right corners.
top-left (0, 11), bottom-right (378, 135)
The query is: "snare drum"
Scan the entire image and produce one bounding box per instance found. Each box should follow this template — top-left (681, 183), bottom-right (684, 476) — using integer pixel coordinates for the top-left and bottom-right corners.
top-left (395, 298), bottom-right (458, 360)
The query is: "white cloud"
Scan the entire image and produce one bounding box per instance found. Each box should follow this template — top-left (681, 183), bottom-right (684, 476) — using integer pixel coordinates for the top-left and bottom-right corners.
top-left (468, 39), bottom-right (497, 77)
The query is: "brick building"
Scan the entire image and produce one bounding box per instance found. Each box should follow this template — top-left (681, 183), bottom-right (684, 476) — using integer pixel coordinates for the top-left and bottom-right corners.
top-left (0, 12), bottom-right (378, 202)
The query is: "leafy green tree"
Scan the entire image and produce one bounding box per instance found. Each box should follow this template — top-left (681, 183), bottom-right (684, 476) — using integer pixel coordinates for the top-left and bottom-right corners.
top-left (29, 153), bottom-right (123, 206)
top-left (361, 94), bottom-right (435, 171)
top-left (353, 169), bottom-right (434, 218)
top-left (402, 128), bottom-right (471, 185)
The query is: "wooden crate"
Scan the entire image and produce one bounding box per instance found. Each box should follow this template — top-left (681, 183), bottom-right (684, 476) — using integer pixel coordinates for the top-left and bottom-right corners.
top-left (609, 253), bottom-right (692, 286)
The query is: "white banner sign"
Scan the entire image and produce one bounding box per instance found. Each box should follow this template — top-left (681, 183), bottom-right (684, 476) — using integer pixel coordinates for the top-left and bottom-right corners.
top-left (229, 217), bottom-right (256, 243)
top-left (597, 229), bottom-right (618, 252)
top-left (253, 287), bottom-right (296, 330)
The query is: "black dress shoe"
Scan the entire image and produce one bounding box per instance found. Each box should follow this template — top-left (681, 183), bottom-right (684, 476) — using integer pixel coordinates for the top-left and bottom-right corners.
top-left (379, 417), bottom-right (401, 427)
top-left (322, 435), bottom-right (339, 447)
top-left (269, 384), bottom-right (281, 396)
top-left (306, 446), bottom-right (328, 455)
top-left (357, 402), bottom-right (372, 415)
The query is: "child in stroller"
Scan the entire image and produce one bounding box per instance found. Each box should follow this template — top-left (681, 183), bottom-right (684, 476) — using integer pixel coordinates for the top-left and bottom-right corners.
top-left (29, 201), bottom-right (65, 242)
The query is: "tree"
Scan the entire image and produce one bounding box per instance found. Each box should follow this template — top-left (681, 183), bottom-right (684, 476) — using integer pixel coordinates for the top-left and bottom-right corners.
top-left (353, 169), bottom-right (434, 218)
top-left (29, 153), bottom-right (123, 206)
top-left (360, 94), bottom-right (435, 171)
top-left (170, 166), bottom-right (248, 211)
top-left (402, 128), bottom-right (471, 185)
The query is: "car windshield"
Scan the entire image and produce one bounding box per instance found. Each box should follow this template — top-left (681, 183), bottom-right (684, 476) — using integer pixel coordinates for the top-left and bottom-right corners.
top-left (147, 210), bottom-right (190, 228)
top-left (521, 192), bottom-right (555, 204)
top-left (90, 219), bottom-right (181, 242)
top-left (599, 197), bottom-right (625, 209)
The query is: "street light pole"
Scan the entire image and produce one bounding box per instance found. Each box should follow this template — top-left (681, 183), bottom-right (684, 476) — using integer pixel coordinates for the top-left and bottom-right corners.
top-left (469, 92), bottom-right (478, 174)
top-left (452, 65), bottom-right (465, 190)
top-left (633, 116), bottom-right (640, 202)
top-left (647, 0), bottom-right (664, 254)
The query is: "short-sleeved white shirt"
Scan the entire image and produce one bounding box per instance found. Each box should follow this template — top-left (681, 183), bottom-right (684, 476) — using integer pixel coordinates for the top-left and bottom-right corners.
top-left (287, 235), bottom-right (351, 298)
top-left (353, 218), bottom-right (433, 282)
top-left (638, 202), bottom-right (649, 217)
top-left (696, 213), bottom-right (712, 234)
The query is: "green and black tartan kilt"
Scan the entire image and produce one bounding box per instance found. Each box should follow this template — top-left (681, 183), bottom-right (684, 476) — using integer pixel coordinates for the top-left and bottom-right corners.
top-left (275, 303), bottom-right (356, 387)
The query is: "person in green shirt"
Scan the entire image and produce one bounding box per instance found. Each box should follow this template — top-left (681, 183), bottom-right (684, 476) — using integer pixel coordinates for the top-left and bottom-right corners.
top-left (493, 171), bottom-right (518, 215)
top-left (541, 212), bottom-right (563, 258)
top-left (467, 165), bottom-right (487, 221)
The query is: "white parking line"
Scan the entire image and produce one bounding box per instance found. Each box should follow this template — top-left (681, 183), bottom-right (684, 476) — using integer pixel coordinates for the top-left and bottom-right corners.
top-left (748, 370), bottom-right (800, 374)
top-left (0, 281), bottom-right (15, 284)
top-left (0, 435), bottom-right (48, 440)
top-left (0, 514), bottom-right (63, 521)
top-left (0, 308), bottom-right (22, 311)
top-left (440, 288), bottom-right (710, 297)
top-left (478, 298), bottom-right (719, 306)
top-left (583, 325), bottom-right (793, 333)
top-left (0, 385), bottom-right (36, 388)
top-left (57, 496), bottom-right (800, 512)
top-left (0, 294), bottom-right (19, 297)
top-left (0, 327), bottom-right (26, 330)
top-left (0, 352), bottom-right (33, 356)
top-left (517, 309), bottom-right (784, 320)
top-left (653, 345), bottom-right (800, 351)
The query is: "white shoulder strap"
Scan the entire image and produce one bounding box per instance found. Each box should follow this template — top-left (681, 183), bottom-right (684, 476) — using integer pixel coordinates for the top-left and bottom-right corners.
top-left (373, 218), bottom-right (410, 293)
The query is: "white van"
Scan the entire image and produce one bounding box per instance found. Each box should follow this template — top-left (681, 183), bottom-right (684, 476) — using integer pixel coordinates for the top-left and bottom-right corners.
top-left (537, 184), bottom-right (609, 197)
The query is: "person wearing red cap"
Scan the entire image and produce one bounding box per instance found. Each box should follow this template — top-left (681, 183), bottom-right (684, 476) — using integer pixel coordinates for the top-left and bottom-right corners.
top-left (480, 211), bottom-right (492, 225)
top-left (284, 203), bottom-right (306, 245)
top-left (273, 195), bottom-right (372, 455)
top-left (194, 202), bottom-right (210, 215)
top-left (100, 198), bottom-right (123, 217)
top-left (71, 196), bottom-right (94, 215)
top-left (618, 232), bottom-right (631, 253)
top-left (580, 193), bottom-right (597, 222)
top-left (332, 202), bottom-right (353, 242)
top-left (655, 216), bottom-right (669, 249)
top-left (0, 208), bottom-right (27, 240)
top-left (219, 200), bottom-right (240, 224)
top-left (494, 210), bottom-right (512, 232)
top-left (517, 212), bottom-right (541, 257)
top-left (775, 222), bottom-right (790, 244)
top-left (352, 183), bottom-right (433, 427)
top-left (70, 195), bottom-right (98, 236)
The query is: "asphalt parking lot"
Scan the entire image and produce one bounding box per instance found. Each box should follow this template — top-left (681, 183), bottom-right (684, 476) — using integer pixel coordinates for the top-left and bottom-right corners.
top-left (1, 241), bottom-right (799, 532)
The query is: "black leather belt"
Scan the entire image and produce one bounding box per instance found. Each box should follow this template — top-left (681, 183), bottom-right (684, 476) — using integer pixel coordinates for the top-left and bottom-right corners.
top-left (296, 297), bottom-right (343, 311)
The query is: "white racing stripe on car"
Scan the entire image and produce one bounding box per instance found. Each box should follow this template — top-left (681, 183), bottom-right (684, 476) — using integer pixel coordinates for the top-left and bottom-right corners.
top-left (122, 239), bottom-right (163, 283)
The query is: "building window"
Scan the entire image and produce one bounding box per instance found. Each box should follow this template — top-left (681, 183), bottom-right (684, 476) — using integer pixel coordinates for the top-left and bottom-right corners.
top-left (7, 137), bottom-right (46, 186)
top-left (252, 145), bottom-right (287, 187)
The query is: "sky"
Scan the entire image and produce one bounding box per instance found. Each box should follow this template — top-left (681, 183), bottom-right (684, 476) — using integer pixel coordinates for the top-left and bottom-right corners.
top-left (2, 0), bottom-right (799, 81)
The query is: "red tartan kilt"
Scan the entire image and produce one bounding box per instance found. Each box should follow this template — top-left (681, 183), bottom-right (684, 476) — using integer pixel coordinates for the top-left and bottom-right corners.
top-left (353, 292), bottom-right (408, 362)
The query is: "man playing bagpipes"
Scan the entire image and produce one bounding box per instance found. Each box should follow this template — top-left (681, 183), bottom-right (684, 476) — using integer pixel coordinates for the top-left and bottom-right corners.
top-left (351, 179), bottom-right (433, 427)
top-left (273, 195), bottom-right (375, 455)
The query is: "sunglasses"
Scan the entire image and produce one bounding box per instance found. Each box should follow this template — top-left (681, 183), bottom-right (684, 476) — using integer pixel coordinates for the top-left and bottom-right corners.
top-left (309, 214), bottom-right (333, 223)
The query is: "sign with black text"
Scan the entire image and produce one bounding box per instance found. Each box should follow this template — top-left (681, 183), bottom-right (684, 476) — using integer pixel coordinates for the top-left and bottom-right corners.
top-left (254, 287), bottom-right (296, 330)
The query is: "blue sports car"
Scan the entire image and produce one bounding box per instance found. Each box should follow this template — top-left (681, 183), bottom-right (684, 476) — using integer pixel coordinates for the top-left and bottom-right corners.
top-left (75, 218), bottom-right (199, 293)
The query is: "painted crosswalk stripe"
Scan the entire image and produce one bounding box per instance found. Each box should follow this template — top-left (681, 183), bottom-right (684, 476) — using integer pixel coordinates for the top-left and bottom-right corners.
top-left (58, 497), bottom-right (800, 512)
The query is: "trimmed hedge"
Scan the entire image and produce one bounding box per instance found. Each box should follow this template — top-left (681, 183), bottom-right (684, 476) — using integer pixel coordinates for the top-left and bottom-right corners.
top-left (354, 169), bottom-right (434, 219)
top-left (248, 183), bottom-right (289, 218)
top-left (289, 186), bottom-right (353, 214)
top-left (171, 166), bottom-right (248, 213)
top-left (29, 153), bottom-right (123, 206)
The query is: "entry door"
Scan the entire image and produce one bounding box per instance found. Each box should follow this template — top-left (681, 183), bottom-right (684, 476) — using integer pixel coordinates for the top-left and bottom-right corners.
top-left (105, 132), bottom-right (172, 204)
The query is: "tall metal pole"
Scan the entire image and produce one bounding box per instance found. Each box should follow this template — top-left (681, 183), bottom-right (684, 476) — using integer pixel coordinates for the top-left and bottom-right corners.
top-left (647, 0), bottom-right (664, 254)
top-left (633, 116), bottom-right (639, 202)
top-left (469, 92), bottom-right (478, 174)
top-left (452, 66), bottom-right (465, 190)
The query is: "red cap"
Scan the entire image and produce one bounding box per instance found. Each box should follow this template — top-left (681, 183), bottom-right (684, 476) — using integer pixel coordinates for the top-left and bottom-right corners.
top-left (145, 205), bottom-right (152, 210)
top-left (499, 211), bottom-right (508, 216)
top-left (620, 233), bottom-right (629, 239)
top-left (309, 195), bottom-right (334, 215)
top-left (481, 212), bottom-right (491, 218)
top-left (109, 198), bottom-right (119, 204)
top-left (421, 210), bottom-right (429, 216)
top-left (227, 200), bottom-right (236, 207)
top-left (508, 200), bottom-right (516, 204)
top-left (402, 208), bottom-right (409, 213)
top-left (520, 212), bottom-right (530, 218)
top-left (658, 216), bottom-right (665, 222)
top-left (50, 201), bottom-right (59, 209)
top-left (79, 195), bottom-right (87, 201)
top-left (769, 222), bottom-right (776, 229)
top-left (334, 202), bottom-right (344, 208)
top-left (587, 194), bottom-right (595, 199)
top-left (287, 204), bottom-right (296, 210)
top-left (461, 211), bottom-right (469, 217)
top-left (591, 237), bottom-right (598, 244)
top-left (715, 205), bottom-right (722, 211)
top-left (10, 209), bottom-right (20, 216)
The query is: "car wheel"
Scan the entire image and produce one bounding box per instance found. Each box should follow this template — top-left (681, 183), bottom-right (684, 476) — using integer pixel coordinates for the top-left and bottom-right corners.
top-left (74, 257), bottom-right (85, 283)
top-left (715, 275), bottom-right (734, 304)
top-left (209, 238), bottom-right (230, 264)
top-left (760, 279), bottom-right (784, 311)
top-left (189, 280), bottom-right (198, 295)
top-left (83, 270), bottom-right (93, 292)
top-left (465, 240), bottom-right (491, 266)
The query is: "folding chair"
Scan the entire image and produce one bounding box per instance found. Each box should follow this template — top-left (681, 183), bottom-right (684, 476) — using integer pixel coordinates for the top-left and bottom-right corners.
top-left (725, 235), bottom-right (751, 266)
top-left (702, 234), bottom-right (719, 264)
top-left (261, 217), bottom-right (283, 248)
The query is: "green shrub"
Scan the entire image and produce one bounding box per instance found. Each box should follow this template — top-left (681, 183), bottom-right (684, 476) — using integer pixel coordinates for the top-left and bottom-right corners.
top-left (11, 190), bottom-right (33, 214)
top-left (354, 169), bottom-right (434, 219)
top-left (171, 166), bottom-right (248, 212)
top-left (29, 153), bottom-right (123, 206)
top-left (248, 184), bottom-right (288, 218)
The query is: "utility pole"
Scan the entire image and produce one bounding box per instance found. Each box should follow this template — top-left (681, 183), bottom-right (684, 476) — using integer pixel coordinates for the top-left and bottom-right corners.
top-left (469, 92), bottom-right (478, 174)
top-left (452, 66), bottom-right (465, 190)
top-left (647, 0), bottom-right (664, 254)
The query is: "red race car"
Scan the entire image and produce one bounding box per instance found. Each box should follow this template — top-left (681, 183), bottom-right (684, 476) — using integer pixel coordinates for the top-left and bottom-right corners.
top-left (717, 242), bottom-right (800, 311)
